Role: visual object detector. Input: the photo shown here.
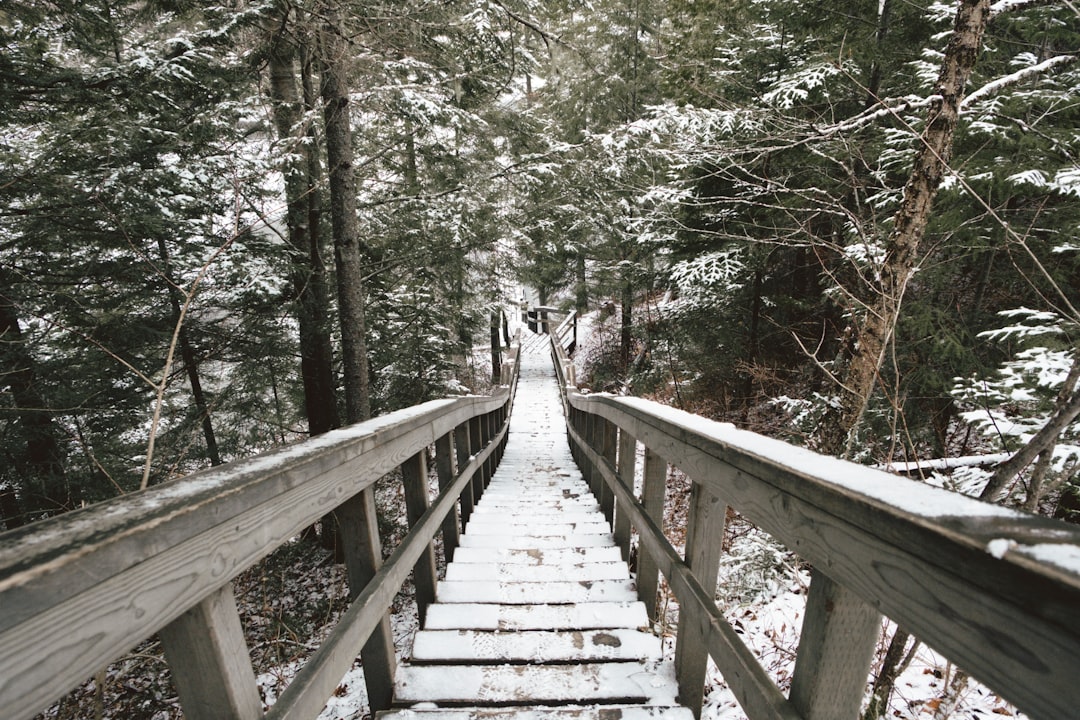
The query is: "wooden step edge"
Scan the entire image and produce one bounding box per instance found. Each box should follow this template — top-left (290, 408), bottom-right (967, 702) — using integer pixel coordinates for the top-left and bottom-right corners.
top-left (375, 705), bottom-right (695, 720)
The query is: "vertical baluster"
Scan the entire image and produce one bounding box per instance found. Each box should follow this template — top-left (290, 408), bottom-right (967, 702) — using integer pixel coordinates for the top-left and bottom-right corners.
top-left (469, 415), bottom-right (485, 502)
top-left (401, 450), bottom-right (438, 625)
top-left (614, 427), bottom-right (636, 561)
top-left (435, 432), bottom-right (460, 563)
top-left (159, 583), bottom-right (261, 720)
top-left (334, 487), bottom-right (395, 711)
top-left (454, 421), bottom-right (474, 524)
top-left (583, 412), bottom-right (597, 496)
top-left (637, 447), bottom-right (667, 621)
top-left (599, 417), bottom-right (616, 524)
top-left (675, 481), bottom-right (726, 718)
top-left (790, 569), bottom-right (880, 720)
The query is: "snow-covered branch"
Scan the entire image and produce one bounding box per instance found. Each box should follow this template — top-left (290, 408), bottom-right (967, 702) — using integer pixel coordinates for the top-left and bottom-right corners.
top-left (962, 54), bottom-right (1080, 110)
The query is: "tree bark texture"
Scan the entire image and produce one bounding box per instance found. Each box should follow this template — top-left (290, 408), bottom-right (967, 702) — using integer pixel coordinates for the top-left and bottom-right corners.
top-left (815, 0), bottom-right (992, 457)
top-left (267, 5), bottom-right (340, 436)
top-left (318, 5), bottom-right (371, 423)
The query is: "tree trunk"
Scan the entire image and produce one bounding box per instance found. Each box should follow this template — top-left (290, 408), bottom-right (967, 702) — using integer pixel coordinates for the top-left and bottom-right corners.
top-left (0, 287), bottom-right (70, 522)
top-left (267, 6), bottom-right (339, 436)
top-left (814, 0), bottom-right (992, 457)
top-left (319, 6), bottom-right (371, 424)
top-left (575, 253), bottom-right (588, 314)
top-left (490, 307), bottom-right (502, 384)
top-left (981, 353), bottom-right (1080, 503)
top-left (863, 628), bottom-right (912, 720)
top-left (620, 281), bottom-right (633, 369)
top-left (155, 237), bottom-right (222, 467)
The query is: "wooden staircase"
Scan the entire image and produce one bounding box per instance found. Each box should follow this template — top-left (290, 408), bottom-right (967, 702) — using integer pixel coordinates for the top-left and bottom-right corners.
top-left (378, 353), bottom-right (693, 720)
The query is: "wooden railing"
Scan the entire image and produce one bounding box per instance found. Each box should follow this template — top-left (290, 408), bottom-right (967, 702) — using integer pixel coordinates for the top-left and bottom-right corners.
top-left (550, 336), bottom-right (1080, 720)
top-left (0, 343), bottom-right (520, 720)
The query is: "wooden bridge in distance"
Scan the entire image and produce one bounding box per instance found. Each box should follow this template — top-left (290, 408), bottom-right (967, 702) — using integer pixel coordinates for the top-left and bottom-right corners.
top-left (2, 319), bottom-right (1080, 720)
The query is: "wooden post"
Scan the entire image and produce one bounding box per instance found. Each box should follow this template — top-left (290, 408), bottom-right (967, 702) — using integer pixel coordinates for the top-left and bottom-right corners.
top-left (582, 413), bottom-right (597, 496)
top-left (336, 488), bottom-right (395, 711)
top-left (675, 481), bottom-right (726, 718)
top-left (401, 450), bottom-right (438, 626)
top-left (614, 428), bottom-right (636, 561)
top-left (435, 432), bottom-right (460, 563)
top-left (159, 583), bottom-right (261, 720)
top-left (790, 569), bottom-right (881, 720)
top-left (637, 447), bottom-right (667, 621)
top-left (469, 415), bottom-right (485, 502)
top-left (454, 422), bottom-right (474, 524)
top-left (599, 418), bottom-right (617, 524)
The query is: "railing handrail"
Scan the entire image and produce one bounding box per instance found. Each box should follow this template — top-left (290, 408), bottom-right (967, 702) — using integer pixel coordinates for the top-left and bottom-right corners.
top-left (549, 333), bottom-right (1080, 720)
top-left (0, 341), bottom-right (520, 720)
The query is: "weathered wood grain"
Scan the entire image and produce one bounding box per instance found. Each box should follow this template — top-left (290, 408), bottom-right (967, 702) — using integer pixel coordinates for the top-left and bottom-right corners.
top-left (568, 423), bottom-right (817, 720)
top-left (402, 450), bottom-right (438, 627)
top-left (789, 569), bottom-right (880, 720)
top-left (615, 428), bottom-right (636, 561)
top-left (158, 583), bottom-right (262, 720)
top-left (264, 422), bottom-right (508, 720)
top-left (637, 447), bottom-right (668, 621)
top-left (675, 481), bottom-right (727, 717)
top-left (569, 393), bottom-right (1080, 720)
top-left (0, 386), bottom-right (513, 720)
top-left (435, 432), bottom-right (461, 562)
top-left (337, 487), bottom-right (396, 711)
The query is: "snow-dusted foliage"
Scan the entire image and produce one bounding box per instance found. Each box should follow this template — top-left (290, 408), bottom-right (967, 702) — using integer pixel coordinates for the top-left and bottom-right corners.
top-left (952, 309), bottom-right (1080, 492)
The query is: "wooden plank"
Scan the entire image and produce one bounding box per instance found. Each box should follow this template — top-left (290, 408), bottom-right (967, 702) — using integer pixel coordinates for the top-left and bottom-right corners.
top-left (158, 583), bottom-right (261, 720)
top-left (423, 601), bottom-right (650, 631)
top-left (615, 428), bottom-right (636, 561)
top-left (567, 422), bottom-right (802, 720)
top-left (411, 628), bottom-right (661, 663)
top-left (444, 561), bottom-right (630, 582)
top-left (337, 487), bottom-right (397, 712)
top-left (376, 705), bottom-right (694, 720)
top-left (463, 521), bottom-right (612, 536)
top-left (789, 569), bottom-right (880, 720)
top-left (393, 662), bottom-right (679, 706)
top-left (0, 391), bottom-right (510, 720)
top-left (457, 534), bottom-right (617, 549)
top-left (599, 418), bottom-right (617, 524)
top-left (675, 482), bottom-right (727, 717)
top-left (402, 451), bottom-right (438, 627)
top-left (435, 579), bottom-right (638, 604)
top-left (435, 433), bottom-right (461, 562)
top-left (263, 418), bottom-right (508, 720)
top-left (637, 447), bottom-right (667, 621)
top-left (449, 546), bottom-right (623, 565)
top-left (469, 415), bottom-right (485, 506)
top-left (572, 393), bottom-right (1080, 720)
top-left (454, 422), bottom-right (475, 524)
top-left (471, 503), bottom-right (602, 515)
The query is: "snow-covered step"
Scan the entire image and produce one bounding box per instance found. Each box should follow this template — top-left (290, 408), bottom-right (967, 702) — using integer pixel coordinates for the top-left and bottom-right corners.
top-left (435, 579), bottom-right (637, 604)
top-left (474, 499), bottom-right (596, 510)
top-left (457, 533), bottom-right (616, 549)
top-left (423, 601), bottom-right (650, 631)
top-left (376, 706), bottom-right (694, 720)
top-left (444, 561), bottom-right (630, 582)
top-left (410, 629), bottom-right (662, 663)
top-left (466, 512), bottom-right (603, 525)
top-left (450, 546), bottom-right (623, 565)
top-left (471, 502), bottom-right (600, 513)
top-left (463, 521), bottom-right (611, 536)
top-left (479, 488), bottom-right (591, 498)
top-left (393, 661), bottom-right (679, 706)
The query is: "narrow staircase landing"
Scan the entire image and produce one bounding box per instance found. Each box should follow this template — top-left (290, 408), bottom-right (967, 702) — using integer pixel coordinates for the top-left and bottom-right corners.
top-left (378, 344), bottom-right (692, 720)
